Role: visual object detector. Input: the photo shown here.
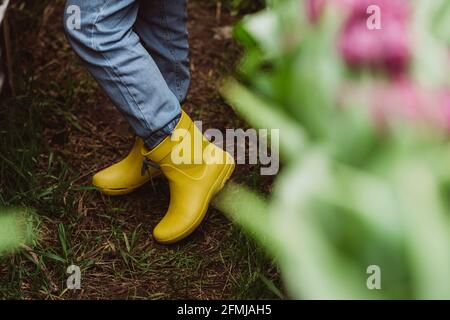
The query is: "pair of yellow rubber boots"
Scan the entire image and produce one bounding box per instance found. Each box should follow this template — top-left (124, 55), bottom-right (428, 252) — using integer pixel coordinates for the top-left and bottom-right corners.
top-left (92, 111), bottom-right (235, 244)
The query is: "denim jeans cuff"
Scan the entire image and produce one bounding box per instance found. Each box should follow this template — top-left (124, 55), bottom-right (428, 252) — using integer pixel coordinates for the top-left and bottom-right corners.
top-left (143, 114), bottom-right (181, 150)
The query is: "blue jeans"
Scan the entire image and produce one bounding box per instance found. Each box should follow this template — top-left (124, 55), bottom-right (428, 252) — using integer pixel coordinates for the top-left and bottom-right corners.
top-left (63, 0), bottom-right (190, 148)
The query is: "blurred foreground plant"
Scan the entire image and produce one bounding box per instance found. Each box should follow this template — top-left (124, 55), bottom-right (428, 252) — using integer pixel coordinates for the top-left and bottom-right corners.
top-left (0, 209), bottom-right (30, 255)
top-left (217, 0), bottom-right (450, 299)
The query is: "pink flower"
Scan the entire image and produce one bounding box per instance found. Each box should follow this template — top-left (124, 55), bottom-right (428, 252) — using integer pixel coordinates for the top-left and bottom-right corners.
top-left (370, 79), bottom-right (450, 132)
top-left (339, 0), bottom-right (411, 75)
top-left (305, 0), bottom-right (326, 23)
top-left (439, 90), bottom-right (450, 129)
top-left (306, 0), bottom-right (412, 75)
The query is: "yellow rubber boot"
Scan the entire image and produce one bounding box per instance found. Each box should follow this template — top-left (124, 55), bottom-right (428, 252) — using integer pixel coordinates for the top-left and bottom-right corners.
top-left (142, 111), bottom-right (235, 244)
top-left (93, 138), bottom-right (160, 196)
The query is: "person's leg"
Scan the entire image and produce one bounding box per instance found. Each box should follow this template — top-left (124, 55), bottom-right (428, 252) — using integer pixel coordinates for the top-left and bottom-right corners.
top-left (64, 0), bottom-right (235, 244)
top-left (63, 0), bottom-right (181, 149)
top-left (134, 0), bottom-right (190, 103)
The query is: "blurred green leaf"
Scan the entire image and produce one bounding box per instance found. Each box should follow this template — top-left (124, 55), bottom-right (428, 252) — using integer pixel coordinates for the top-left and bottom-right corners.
top-left (0, 209), bottom-right (26, 255)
